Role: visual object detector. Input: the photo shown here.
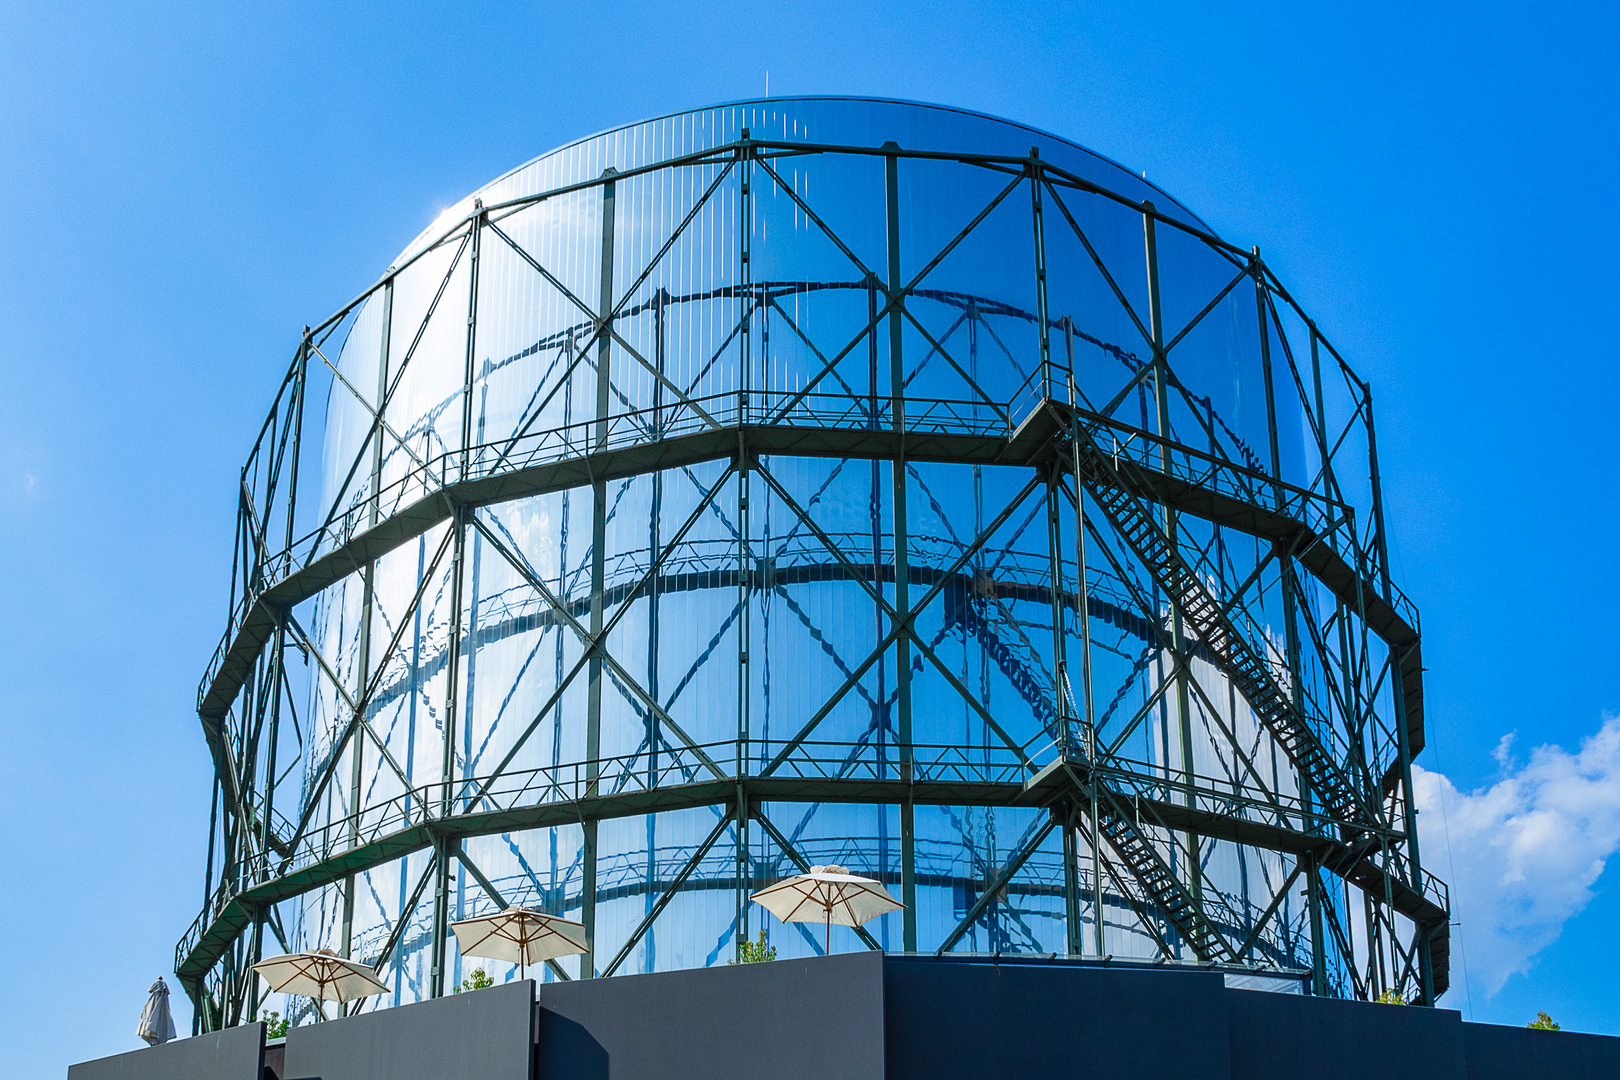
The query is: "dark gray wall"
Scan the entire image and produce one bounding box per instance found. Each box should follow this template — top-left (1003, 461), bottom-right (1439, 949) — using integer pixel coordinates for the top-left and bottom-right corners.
top-left (67, 962), bottom-right (1620, 1080)
top-left (1226, 988), bottom-right (1467, 1080)
top-left (537, 950), bottom-right (885, 1080)
top-left (283, 980), bottom-right (533, 1080)
top-left (67, 1023), bottom-right (264, 1080)
top-left (1463, 1021), bottom-right (1620, 1079)
top-left (883, 958), bottom-right (1232, 1080)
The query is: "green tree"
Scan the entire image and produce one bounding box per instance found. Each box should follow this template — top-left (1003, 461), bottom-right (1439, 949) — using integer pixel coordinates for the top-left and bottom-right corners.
top-left (1528, 1011), bottom-right (1561, 1031)
top-left (1374, 989), bottom-right (1406, 1005)
top-left (260, 1011), bottom-right (290, 1038)
top-left (730, 930), bottom-right (777, 964)
top-left (454, 967), bottom-right (495, 994)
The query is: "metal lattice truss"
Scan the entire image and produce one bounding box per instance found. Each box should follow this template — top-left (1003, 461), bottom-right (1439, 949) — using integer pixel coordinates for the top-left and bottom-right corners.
top-left (178, 130), bottom-right (1448, 1033)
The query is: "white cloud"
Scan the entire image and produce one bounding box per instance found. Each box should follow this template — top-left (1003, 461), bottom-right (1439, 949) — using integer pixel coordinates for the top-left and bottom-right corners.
top-left (1414, 714), bottom-right (1620, 996)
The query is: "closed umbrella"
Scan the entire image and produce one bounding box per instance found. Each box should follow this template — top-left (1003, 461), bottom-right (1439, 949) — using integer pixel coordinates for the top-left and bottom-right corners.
top-left (750, 864), bottom-right (903, 952)
top-left (450, 906), bottom-right (587, 981)
top-left (252, 949), bottom-right (389, 1008)
top-left (137, 977), bottom-right (177, 1046)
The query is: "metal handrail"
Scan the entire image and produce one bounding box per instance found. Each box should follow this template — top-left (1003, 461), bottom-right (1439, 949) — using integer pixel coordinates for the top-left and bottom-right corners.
top-left (201, 385), bottom-right (1419, 718)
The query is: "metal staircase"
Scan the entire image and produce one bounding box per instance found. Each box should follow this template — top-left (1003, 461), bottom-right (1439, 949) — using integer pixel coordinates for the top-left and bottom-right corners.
top-left (1019, 756), bottom-right (1237, 963)
top-left (1068, 423), bottom-right (1368, 830)
top-left (1089, 778), bottom-right (1237, 962)
top-left (947, 598), bottom-right (1238, 963)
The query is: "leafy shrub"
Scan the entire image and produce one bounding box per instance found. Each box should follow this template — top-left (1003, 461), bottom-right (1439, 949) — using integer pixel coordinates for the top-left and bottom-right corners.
top-left (454, 967), bottom-right (495, 994)
top-left (730, 930), bottom-right (777, 964)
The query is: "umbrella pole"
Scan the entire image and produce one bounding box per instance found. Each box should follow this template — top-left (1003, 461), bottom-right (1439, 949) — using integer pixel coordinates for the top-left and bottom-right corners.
top-left (825, 907), bottom-right (831, 955)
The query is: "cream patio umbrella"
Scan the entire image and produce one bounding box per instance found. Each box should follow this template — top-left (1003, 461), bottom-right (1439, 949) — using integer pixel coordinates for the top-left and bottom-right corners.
top-left (252, 949), bottom-right (389, 1012)
top-left (750, 865), bottom-right (903, 953)
top-left (137, 977), bottom-right (177, 1046)
top-left (450, 906), bottom-right (588, 981)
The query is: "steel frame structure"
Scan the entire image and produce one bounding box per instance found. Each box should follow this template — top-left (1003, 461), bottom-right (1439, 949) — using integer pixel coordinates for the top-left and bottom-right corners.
top-left (178, 113), bottom-right (1448, 1033)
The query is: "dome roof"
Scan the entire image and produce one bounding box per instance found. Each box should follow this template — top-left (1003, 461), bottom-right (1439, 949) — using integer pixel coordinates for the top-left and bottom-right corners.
top-left (397, 96), bottom-right (1205, 263)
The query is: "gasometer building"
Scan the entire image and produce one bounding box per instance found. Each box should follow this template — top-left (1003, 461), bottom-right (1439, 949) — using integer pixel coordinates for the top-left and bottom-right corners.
top-left (177, 97), bottom-right (1449, 1030)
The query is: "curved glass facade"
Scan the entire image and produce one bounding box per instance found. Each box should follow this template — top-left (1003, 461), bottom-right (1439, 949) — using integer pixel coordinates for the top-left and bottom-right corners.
top-left (184, 99), bottom-right (1445, 1027)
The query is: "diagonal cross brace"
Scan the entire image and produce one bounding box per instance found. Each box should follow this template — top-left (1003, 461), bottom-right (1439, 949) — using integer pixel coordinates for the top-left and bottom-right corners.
top-left (935, 816), bottom-right (1057, 955)
top-left (761, 472), bottom-right (1044, 776)
top-left (754, 461), bottom-right (1033, 769)
top-left (601, 809), bottom-right (734, 977)
top-left (465, 479), bottom-right (731, 795)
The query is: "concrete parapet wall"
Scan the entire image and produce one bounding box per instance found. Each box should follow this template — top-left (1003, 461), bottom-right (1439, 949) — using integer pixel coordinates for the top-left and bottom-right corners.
top-left (537, 950), bottom-right (884, 1080)
top-left (1463, 1020), bottom-right (1620, 1080)
top-left (67, 958), bottom-right (1620, 1079)
top-left (885, 958), bottom-right (1232, 1080)
top-left (67, 1022), bottom-right (263, 1080)
top-left (1226, 987), bottom-right (1468, 1080)
top-left (282, 979), bottom-right (533, 1080)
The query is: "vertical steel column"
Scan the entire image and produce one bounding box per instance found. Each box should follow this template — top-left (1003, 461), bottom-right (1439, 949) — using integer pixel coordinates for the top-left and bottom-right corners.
top-left (1255, 249), bottom-right (1327, 995)
top-left (1035, 164), bottom-right (1078, 951)
top-left (250, 639), bottom-right (279, 1024)
top-left (202, 777), bottom-right (219, 913)
top-left (218, 792), bottom-right (237, 1000)
top-left (234, 653), bottom-right (259, 889)
top-left (262, 333), bottom-right (304, 1009)
top-left (582, 169), bottom-right (617, 979)
top-left (1296, 326), bottom-right (1339, 990)
top-left (736, 135), bottom-right (753, 955)
top-left (460, 204), bottom-right (484, 482)
top-left (343, 277), bottom-right (391, 961)
top-left (1365, 385), bottom-right (1433, 1002)
top-left (1251, 251), bottom-right (1283, 482)
top-left (246, 912), bottom-right (263, 1023)
top-left (457, 387), bottom-right (489, 967)
top-left (251, 334), bottom-right (307, 1018)
top-left (1345, 500), bottom-right (1378, 810)
top-left (1033, 151), bottom-right (1069, 757)
top-left (1304, 851), bottom-right (1329, 994)
top-left (1308, 326), bottom-right (1364, 1003)
top-left (553, 338), bottom-right (575, 960)
top-left (738, 133), bottom-right (752, 434)
top-left (1030, 150), bottom-right (1053, 405)
top-left (883, 143), bottom-right (916, 952)
top-left (593, 170), bottom-right (618, 452)
top-left (1066, 370), bottom-right (1106, 956)
top-left (1061, 807), bottom-right (1084, 955)
top-left (1143, 202), bottom-right (1202, 931)
top-left (1308, 327), bottom-right (1336, 499)
top-left (432, 204), bottom-right (481, 998)
top-left (645, 287), bottom-right (666, 971)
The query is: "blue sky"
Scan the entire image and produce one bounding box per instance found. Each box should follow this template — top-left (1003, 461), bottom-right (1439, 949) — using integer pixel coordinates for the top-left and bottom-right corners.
top-left (2, 2), bottom-right (1616, 1074)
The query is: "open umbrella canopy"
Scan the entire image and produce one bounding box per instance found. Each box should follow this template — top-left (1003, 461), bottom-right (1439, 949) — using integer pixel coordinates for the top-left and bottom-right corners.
top-left (450, 907), bottom-right (587, 977)
top-left (750, 865), bottom-right (903, 949)
top-left (137, 977), bottom-right (177, 1047)
top-left (252, 949), bottom-right (389, 1003)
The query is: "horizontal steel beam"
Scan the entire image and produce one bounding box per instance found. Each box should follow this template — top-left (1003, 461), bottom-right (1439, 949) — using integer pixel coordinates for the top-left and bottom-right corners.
top-left (199, 408), bottom-right (1422, 764)
top-left (177, 766), bottom-right (1445, 991)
